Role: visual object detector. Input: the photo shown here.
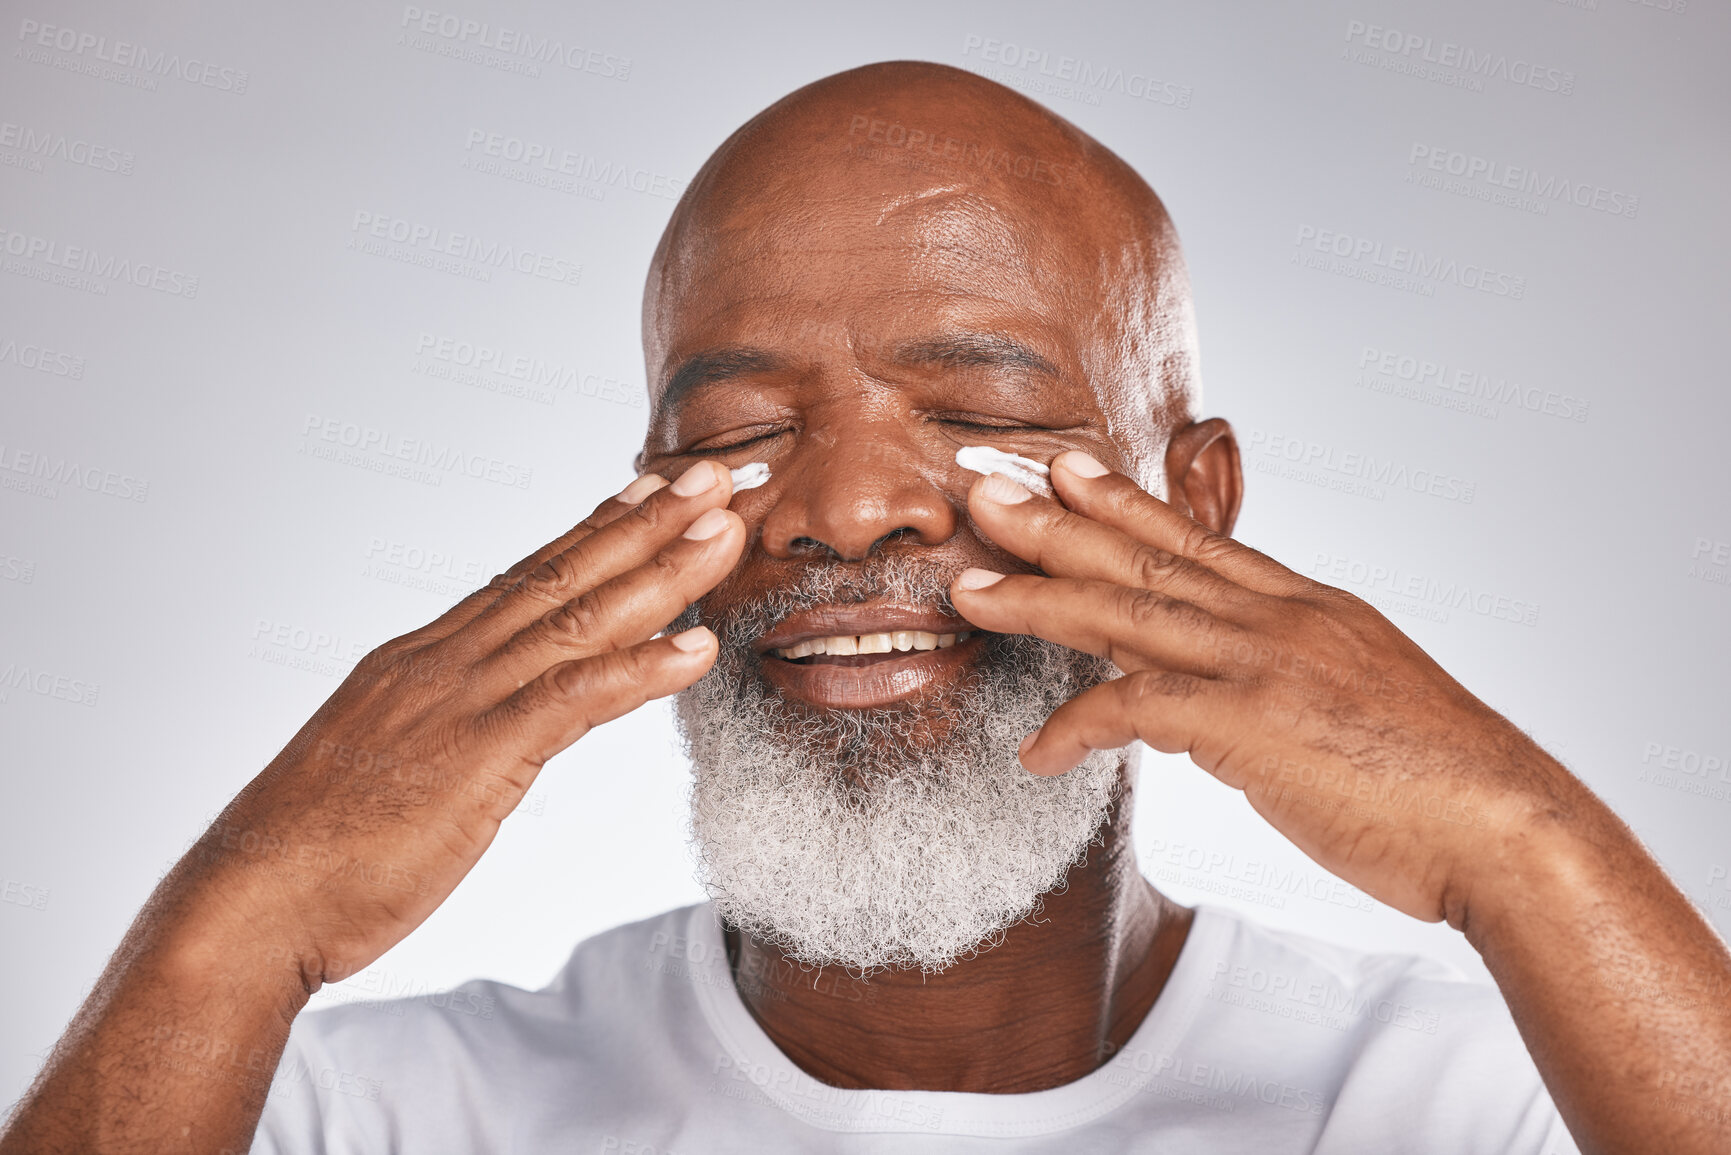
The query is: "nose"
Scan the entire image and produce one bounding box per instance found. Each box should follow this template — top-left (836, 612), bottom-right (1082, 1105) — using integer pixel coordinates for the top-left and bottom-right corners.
top-left (757, 429), bottom-right (959, 562)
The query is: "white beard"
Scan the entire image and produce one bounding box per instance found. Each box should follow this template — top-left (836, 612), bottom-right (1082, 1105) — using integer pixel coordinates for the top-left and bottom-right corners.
top-left (671, 555), bottom-right (1127, 975)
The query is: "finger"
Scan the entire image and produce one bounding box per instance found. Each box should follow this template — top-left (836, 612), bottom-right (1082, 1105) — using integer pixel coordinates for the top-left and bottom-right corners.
top-left (456, 461), bottom-right (735, 653)
top-left (949, 570), bottom-right (1237, 674)
top-left (395, 473), bottom-right (671, 648)
top-left (475, 625), bottom-right (719, 767)
top-left (1047, 451), bottom-right (1311, 596)
top-left (1016, 668), bottom-right (1229, 776)
top-left (966, 471), bottom-right (1249, 609)
top-left (475, 507), bottom-right (746, 690)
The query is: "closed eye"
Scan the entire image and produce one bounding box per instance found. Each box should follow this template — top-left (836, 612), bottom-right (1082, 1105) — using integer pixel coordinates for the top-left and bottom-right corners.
top-left (943, 420), bottom-right (1039, 432)
top-left (933, 415), bottom-right (1069, 434)
top-left (681, 426), bottom-right (793, 455)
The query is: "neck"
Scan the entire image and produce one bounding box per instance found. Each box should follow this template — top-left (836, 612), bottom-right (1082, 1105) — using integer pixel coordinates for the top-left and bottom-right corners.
top-left (722, 768), bottom-right (1193, 1093)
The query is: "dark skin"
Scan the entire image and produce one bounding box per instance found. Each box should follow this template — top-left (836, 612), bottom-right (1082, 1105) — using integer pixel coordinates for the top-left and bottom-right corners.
top-left (720, 792), bottom-right (1194, 1094)
top-left (5, 61), bottom-right (1729, 1154)
top-left (632, 68), bottom-right (1236, 1092)
top-left (635, 185), bottom-right (1234, 1090)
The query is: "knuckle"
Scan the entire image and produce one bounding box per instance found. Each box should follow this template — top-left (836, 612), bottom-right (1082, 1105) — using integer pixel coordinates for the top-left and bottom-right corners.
top-left (544, 590), bottom-right (609, 644)
top-left (1293, 591), bottom-right (1361, 639)
top-left (1177, 523), bottom-right (1222, 560)
top-left (367, 636), bottom-right (417, 665)
top-left (521, 551), bottom-right (582, 602)
top-left (1124, 668), bottom-right (1203, 705)
top-left (1036, 504), bottom-right (1078, 531)
top-left (623, 493), bottom-right (672, 536)
top-left (614, 643), bottom-right (657, 687)
top-left (1129, 545), bottom-right (1184, 590)
top-left (1161, 597), bottom-right (1214, 634)
top-left (648, 545), bottom-right (685, 583)
top-left (348, 639), bottom-right (417, 687)
top-left (547, 656), bottom-right (597, 703)
top-left (1122, 588), bottom-right (1168, 630)
top-left (551, 646), bottom-right (648, 705)
top-left (1038, 505), bottom-right (1091, 546)
top-left (1314, 585), bottom-right (1370, 615)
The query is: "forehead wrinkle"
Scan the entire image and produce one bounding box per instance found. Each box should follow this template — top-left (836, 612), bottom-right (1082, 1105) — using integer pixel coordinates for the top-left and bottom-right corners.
top-left (874, 183), bottom-right (967, 226)
top-left (879, 191), bottom-right (1036, 282)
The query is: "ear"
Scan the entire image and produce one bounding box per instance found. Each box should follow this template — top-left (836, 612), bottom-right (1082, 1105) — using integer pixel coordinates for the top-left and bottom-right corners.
top-left (1162, 418), bottom-right (1243, 536)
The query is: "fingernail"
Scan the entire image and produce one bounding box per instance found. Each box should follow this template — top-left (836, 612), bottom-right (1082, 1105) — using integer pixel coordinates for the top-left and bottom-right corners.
top-left (682, 507), bottom-right (731, 540)
top-left (1057, 451), bottom-right (1109, 478)
top-left (671, 461), bottom-right (721, 496)
top-left (669, 626), bottom-right (712, 653)
top-left (616, 473), bottom-right (667, 504)
top-left (1018, 731), bottom-right (1039, 757)
top-left (979, 473), bottom-right (1032, 505)
top-left (954, 567), bottom-right (1005, 591)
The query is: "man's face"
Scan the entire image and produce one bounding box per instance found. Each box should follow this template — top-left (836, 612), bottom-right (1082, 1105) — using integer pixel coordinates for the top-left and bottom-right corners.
top-left (640, 117), bottom-right (1169, 972)
top-left (640, 154), bottom-right (1162, 717)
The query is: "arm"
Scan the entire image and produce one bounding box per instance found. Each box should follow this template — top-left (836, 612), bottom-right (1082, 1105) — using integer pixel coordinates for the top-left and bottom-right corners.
top-left (949, 449), bottom-right (1731, 1155)
top-left (1463, 809), bottom-right (1731, 1155)
top-left (0, 462), bottom-right (746, 1155)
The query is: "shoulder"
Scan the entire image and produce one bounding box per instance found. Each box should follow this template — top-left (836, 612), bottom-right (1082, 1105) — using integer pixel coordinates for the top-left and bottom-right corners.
top-left (1204, 906), bottom-right (1494, 1024)
top-left (1180, 907), bottom-right (1577, 1155)
top-left (252, 904), bottom-right (713, 1153)
top-left (293, 903), bottom-right (703, 1051)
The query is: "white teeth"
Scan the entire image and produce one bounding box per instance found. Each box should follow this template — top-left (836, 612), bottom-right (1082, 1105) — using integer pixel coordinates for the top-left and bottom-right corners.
top-left (771, 630), bottom-right (973, 660)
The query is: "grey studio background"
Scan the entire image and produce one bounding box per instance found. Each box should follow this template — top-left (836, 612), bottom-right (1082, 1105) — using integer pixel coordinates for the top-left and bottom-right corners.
top-left (2, 0), bottom-right (1728, 1104)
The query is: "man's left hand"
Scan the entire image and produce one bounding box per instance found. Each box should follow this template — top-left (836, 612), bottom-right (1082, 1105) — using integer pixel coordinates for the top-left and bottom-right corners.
top-left (949, 449), bottom-right (1592, 925)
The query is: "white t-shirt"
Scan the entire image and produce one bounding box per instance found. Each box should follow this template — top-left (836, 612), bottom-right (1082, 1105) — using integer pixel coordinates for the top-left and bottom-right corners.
top-left (252, 903), bottom-right (1580, 1154)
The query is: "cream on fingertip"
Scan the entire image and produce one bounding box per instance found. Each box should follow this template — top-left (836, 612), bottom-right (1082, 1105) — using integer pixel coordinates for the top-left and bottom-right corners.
top-left (729, 462), bottom-right (771, 491)
top-left (954, 445), bottom-right (1054, 498)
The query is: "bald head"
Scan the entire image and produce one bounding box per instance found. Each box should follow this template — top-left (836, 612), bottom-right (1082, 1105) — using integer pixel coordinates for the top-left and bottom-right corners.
top-left (641, 61), bottom-right (1201, 487)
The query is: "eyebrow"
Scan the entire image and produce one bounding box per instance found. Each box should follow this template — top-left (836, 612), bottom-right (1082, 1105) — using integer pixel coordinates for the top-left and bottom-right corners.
top-left (656, 347), bottom-right (788, 422)
top-left (892, 333), bottom-right (1062, 380)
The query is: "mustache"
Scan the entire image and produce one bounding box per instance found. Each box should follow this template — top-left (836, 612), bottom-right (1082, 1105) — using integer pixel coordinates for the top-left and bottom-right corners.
top-left (671, 554), bottom-right (967, 652)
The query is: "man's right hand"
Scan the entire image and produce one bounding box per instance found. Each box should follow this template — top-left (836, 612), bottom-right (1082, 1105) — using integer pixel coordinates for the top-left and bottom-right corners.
top-left (201, 459), bottom-right (745, 987)
top-left (0, 460), bottom-right (745, 1155)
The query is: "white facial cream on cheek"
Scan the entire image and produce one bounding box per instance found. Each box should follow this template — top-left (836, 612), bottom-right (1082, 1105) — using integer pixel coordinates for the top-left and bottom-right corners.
top-left (954, 445), bottom-right (1053, 497)
top-left (729, 462), bottom-right (771, 491)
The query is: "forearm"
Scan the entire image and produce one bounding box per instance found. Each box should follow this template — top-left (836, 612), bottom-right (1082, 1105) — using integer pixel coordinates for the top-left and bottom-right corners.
top-left (1461, 794), bottom-right (1731, 1155)
top-left (0, 876), bottom-right (312, 1155)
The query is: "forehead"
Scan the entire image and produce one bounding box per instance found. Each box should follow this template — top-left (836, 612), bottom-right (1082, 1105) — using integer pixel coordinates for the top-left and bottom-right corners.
top-left (662, 191), bottom-right (1070, 344)
top-left (645, 118), bottom-right (1139, 382)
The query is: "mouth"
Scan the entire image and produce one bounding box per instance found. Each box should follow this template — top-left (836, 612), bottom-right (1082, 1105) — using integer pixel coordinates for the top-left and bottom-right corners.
top-left (769, 629), bottom-right (976, 664)
top-left (753, 606), bottom-right (988, 709)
